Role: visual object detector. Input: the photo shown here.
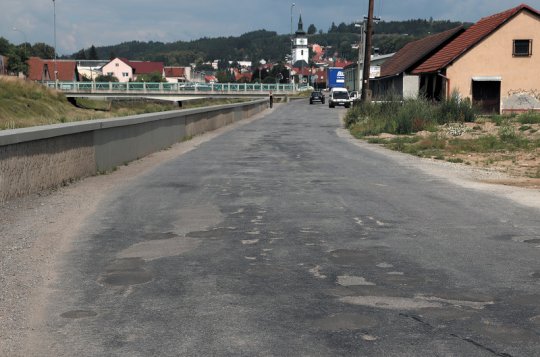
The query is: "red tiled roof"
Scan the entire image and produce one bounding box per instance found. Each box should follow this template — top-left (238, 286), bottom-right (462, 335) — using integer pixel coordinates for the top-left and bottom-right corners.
top-left (235, 72), bottom-right (252, 82)
top-left (164, 67), bottom-right (185, 77)
top-left (27, 57), bottom-right (78, 81)
top-left (380, 26), bottom-right (463, 77)
top-left (413, 4), bottom-right (540, 74)
top-left (204, 75), bottom-right (217, 83)
top-left (129, 61), bottom-right (164, 75)
top-left (334, 59), bottom-right (353, 68)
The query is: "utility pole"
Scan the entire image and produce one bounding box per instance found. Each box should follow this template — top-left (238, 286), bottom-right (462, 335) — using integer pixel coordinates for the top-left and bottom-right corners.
top-left (361, 0), bottom-right (375, 102)
top-left (53, 0), bottom-right (58, 82)
top-left (290, 3), bottom-right (295, 85)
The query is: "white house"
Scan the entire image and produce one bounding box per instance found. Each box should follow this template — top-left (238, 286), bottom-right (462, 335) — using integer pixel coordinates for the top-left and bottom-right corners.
top-left (101, 58), bottom-right (133, 82)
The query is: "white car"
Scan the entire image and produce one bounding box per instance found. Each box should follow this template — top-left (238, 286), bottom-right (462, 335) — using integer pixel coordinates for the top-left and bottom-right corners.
top-left (328, 88), bottom-right (351, 108)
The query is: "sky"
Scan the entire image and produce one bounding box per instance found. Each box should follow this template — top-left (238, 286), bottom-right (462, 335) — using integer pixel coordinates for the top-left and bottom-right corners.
top-left (2, 0), bottom-right (540, 55)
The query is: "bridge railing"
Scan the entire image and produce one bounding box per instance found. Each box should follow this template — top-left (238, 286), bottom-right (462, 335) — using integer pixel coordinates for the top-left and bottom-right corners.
top-left (43, 81), bottom-right (297, 94)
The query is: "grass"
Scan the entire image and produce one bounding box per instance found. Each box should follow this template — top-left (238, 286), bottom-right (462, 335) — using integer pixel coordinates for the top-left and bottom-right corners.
top-left (517, 111), bottom-right (540, 124)
top-left (351, 95), bottom-right (540, 178)
top-left (0, 77), bottom-right (248, 130)
top-left (346, 91), bottom-right (476, 137)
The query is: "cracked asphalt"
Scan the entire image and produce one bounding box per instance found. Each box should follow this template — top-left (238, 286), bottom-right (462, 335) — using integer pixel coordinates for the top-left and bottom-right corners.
top-left (21, 101), bottom-right (540, 356)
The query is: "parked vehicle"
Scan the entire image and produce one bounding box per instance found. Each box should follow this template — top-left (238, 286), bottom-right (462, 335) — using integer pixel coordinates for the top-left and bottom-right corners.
top-left (310, 91), bottom-right (325, 104)
top-left (349, 91), bottom-right (359, 102)
top-left (328, 87), bottom-right (350, 108)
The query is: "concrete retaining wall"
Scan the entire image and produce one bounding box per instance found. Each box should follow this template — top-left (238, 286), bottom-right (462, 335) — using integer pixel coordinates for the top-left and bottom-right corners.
top-left (0, 99), bottom-right (268, 203)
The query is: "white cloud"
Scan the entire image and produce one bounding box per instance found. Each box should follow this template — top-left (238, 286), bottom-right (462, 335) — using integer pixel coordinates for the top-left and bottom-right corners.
top-left (1, 0), bottom-right (539, 55)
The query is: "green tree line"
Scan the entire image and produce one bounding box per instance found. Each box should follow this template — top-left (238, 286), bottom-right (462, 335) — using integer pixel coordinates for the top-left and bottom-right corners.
top-left (73, 19), bottom-right (469, 64)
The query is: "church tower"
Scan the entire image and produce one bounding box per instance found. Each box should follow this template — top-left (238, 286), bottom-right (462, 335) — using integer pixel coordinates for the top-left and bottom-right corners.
top-left (292, 15), bottom-right (309, 66)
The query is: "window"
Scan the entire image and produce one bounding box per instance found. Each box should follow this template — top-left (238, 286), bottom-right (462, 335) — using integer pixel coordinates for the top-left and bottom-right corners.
top-left (115, 63), bottom-right (119, 67)
top-left (513, 39), bottom-right (532, 56)
top-left (122, 72), bottom-right (129, 77)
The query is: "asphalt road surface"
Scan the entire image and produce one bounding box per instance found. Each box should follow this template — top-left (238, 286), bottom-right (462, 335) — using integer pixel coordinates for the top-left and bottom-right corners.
top-left (28, 101), bottom-right (540, 356)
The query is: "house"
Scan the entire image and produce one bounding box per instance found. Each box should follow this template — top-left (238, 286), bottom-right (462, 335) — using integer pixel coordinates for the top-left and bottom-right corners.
top-left (344, 53), bottom-right (397, 92)
top-left (164, 66), bottom-right (191, 83)
top-left (234, 70), bottom-right (252, 83)
top-left (27, 57), bottom-right (79, 81)
top-left (371, 27), bottom-right (463, 99)
top-left (101, 58), bottom-right (132, 82)
top-left (102, 58), bottom-right (165, 82)
top-left (76, 60), bottom-right (108, 81)
top-left (412, 4), bottom-right (540, 113)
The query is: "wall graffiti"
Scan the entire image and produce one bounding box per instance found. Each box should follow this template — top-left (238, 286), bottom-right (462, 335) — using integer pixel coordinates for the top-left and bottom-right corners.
top-left (503, 89), bottom-right (540, 112)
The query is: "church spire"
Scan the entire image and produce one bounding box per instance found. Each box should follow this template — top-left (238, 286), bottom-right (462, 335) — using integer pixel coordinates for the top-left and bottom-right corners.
top-left (296, 14), bottom-right (306, 35)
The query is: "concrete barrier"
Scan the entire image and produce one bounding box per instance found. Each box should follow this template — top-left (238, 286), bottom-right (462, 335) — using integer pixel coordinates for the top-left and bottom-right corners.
top-left (0, 99), bottom-right (268, 203)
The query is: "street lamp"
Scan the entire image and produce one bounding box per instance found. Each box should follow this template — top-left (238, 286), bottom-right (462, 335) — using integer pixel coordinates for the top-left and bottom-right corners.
top-left (354, 22), bottom-right (365, 93)
top-left (53, 0), bottom-right (57, 82)
top-left (290, 3), bottom-right (295, 84)
top-left (12, 27), bottom-right (28, 58)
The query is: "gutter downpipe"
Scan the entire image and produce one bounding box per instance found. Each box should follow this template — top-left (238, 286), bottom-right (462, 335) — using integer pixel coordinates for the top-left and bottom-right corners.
top-left (437, 71), bottom-right (450, 99)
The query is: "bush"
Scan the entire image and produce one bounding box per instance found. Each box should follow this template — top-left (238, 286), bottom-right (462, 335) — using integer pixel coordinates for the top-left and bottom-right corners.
top-left (517, 111), bottom-right (540, 124)
top-left (346, 93), bottom-right (476, 137)
top-left (434, 91), bottom-right (476, 124)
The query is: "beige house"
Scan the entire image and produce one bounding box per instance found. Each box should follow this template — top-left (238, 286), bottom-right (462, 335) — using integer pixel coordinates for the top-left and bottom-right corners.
top-left (101, 58), bottom-right (133, 82)
top-left (413, 4), bottom-right (540, 114)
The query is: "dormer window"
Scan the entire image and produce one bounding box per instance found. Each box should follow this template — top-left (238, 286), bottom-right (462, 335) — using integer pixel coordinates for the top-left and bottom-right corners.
top-left (513, 39), bottom-right (532, 56)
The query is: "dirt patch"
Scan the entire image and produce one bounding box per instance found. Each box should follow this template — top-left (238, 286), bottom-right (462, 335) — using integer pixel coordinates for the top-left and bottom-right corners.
top-left (365, 119), bottom-right (540, 188)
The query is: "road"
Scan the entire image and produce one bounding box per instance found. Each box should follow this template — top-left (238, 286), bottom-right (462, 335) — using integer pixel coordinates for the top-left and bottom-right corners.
top-left (25, 100), bottom-right (540, 356)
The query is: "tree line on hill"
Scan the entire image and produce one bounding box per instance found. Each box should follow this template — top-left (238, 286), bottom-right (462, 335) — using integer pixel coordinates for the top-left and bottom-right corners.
top-left (79, 18), bottom-right (468, 66)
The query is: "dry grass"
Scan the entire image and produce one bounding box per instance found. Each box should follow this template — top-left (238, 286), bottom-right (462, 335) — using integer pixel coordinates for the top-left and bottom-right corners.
top-left (0, 77), bottom-right (246, 130)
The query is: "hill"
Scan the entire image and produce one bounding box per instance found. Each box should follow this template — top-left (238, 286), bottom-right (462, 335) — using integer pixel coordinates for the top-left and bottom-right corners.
top-left (68, 19), bottom-right (469, 66)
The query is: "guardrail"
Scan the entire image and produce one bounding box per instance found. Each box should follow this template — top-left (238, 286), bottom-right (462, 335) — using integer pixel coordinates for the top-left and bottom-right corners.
top-left (43, 81), bottom-right (299, 94)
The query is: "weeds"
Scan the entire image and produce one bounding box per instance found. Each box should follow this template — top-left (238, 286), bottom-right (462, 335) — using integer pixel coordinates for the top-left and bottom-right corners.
top-left (346, 93), bottom-right (477, 137)
top-left (518, 111), bottom-right (540, 124)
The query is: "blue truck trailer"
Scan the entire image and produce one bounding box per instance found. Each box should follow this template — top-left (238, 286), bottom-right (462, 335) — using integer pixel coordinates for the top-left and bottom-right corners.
top-left (327, 67), bottom-right (345, 89)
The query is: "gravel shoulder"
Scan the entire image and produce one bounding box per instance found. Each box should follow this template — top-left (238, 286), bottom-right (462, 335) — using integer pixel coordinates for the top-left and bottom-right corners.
top-left (336, 126), bottom-right (540, 211)
top-left (1, 105), bottom-right (538, 355)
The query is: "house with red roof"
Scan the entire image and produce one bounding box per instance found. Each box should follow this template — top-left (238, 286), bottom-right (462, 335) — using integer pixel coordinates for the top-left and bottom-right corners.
top-left (27, 57), bottom-right (79, 81)
top-left (371, 27), bottom-right (464, 99)
top-left (102, 58), bottom-right (164, 82)
top-left (164, 66), bottom-right (191, 83)
top-left (412, 4), bottom-right (540, 113)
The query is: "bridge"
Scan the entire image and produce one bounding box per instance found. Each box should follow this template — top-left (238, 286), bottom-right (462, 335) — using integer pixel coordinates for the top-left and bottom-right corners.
top-left (43, 81), bottom-right (301, 101)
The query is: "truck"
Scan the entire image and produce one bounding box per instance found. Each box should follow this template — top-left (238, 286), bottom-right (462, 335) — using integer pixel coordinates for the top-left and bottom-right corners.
top-left (326, 67), bottom-right (345, 90)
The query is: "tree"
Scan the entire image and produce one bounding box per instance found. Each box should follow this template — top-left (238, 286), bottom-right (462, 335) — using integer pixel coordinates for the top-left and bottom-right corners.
top-left (95, 74), bottom-right (118, 82)
top-left (7, 47), bottom-right (28, 76)
top-left (329, 22), bottom-right (338, 33)
top-left (31, 42), bottom-right (55, 58)
top-left (137, 71), bottom-right (166, 82)
top-left (88, 45), bottom-right (98, 60)
top-left (74, 48), bottom-right (87, 60)
top-left (308, 24), bottom-right (317, 35)
top-left (0, 37), bottom-right (11, 55)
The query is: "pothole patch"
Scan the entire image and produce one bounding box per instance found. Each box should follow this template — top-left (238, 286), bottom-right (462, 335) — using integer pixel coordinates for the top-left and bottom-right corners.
top-left (117, 237), bottom-right (200, 261)
top-left (60, 310), bottom-right (98, 319)
top-left (313, 313), bottom-right (378, 331)
top-left (102, 270), bottom-right (153, 286)
top-left (101, 258), bottom-right (153, 287)
top-left (143, 232), bottom-right (179, 240)
top-left (340, 296), bottom-right (443, 310)
top-left (340, 294), bottom-right (493, 310)
top-left (337, 275), bottom-right (376, 286)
